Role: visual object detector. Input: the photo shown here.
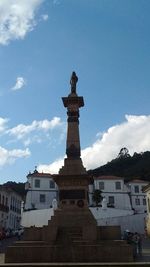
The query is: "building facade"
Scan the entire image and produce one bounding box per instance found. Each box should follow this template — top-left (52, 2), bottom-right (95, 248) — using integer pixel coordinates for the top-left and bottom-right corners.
top-left (0, 186), bottom-right (22, 230)
top-left (126, 179), bottom-right (148, 213)
top-left (94, 175), bottom-right (132, 210)
top-left (142, 183), bottom-right (150, 236)
top-left (25, 169), bottom-right (58, 210)
top-left (24, 172), bottom-right (148, 214)
top-left (93, 175), bottom-right (148, 213)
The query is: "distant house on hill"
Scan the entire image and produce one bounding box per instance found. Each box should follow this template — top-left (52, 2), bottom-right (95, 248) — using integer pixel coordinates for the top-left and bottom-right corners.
top-left (93, 175), bottom-right (132, 210)
top-left (93, 175), bottom-right (148, 213)
top-left (24, 169), bottom-right (58, 210)
top-left (126, 179), bottom-right (148, 214)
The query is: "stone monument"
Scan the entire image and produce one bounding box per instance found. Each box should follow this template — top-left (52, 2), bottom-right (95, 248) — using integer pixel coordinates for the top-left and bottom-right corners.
top-left (5, 72), bottom-right (133, 263)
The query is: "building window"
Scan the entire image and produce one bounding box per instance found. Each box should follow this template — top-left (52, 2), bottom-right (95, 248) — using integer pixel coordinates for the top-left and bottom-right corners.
top-left (40, 194), bottom-right (45, 203)
top-left (50, 180), bottom-right (55, 189)
top-left (115, 181), bottom-right (121, 190)
top-left (6, 197), bottom-right (8, 206)
top-left (135, 198), bottom-right (140, 205)
top-left (108, 196), bottom-right (115, 204)
top-left (134, 185), bottom-right (139, 193)
top-left (35, 179), bottom-right (40, 188)
top-left (2, 196), bottom-right (4, 205)
top-left (143, 198), bottom-right (146, 205)
top-left (99, 181), bottom-right (104, 190)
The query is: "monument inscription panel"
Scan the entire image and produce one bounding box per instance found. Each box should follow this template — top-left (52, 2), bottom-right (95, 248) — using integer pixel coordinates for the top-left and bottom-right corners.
top-left (59, 189), bottom-right (85, 200)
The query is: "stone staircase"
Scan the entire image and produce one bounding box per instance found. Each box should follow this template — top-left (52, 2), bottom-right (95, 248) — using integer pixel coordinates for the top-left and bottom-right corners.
top-left (55, 227), bottom-right (82, 244)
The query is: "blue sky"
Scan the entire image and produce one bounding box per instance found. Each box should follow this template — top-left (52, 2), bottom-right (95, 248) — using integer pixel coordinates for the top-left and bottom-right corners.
top-left (0, 0), bottom-right (150, 183)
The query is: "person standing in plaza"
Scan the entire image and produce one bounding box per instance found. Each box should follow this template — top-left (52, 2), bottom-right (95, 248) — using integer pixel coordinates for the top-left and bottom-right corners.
top-left (137, 233), bottom-right (142, 257)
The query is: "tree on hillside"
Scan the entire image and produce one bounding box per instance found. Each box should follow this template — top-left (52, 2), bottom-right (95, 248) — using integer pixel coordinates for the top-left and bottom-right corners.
top-left (117, 147), bottom-right (131, 159)
top-left (88, 150), bottom-right (150, 181)
top-left (92, 189), bottom-right (103, 207)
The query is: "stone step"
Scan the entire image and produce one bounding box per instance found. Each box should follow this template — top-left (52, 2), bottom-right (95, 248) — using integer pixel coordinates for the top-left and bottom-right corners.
top-left (14, 241), bottom-right (45, 246)
top-left (69, 235), bottom-right (82, 240)
top-left (70, 235), bottom-right (82, 240)
top-left (0, 262), bottom-right (150, 267)
top-left (72, 240), bottom-right (92, 245)
top-left (56, 227), bottom-right (83, 242)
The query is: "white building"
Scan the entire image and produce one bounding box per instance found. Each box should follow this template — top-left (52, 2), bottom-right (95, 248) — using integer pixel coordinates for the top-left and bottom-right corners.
top-left (24, 170), bottom-right (58, 210)
top-left (93, 175), bottom-right (132, 210)
top-left (142, 183), bottom-right (150, 236)
top-left (93, 176), bottom-right (148, 213)
top-left (126, 179), bottom-right (148, 214)
top-left (22, 175), bottom-right (148, 234)
top-left (23, 171), bottom-right (148, 235)
top-left (0, 186), bottom-right (22, 230)
top-left (24, 172), bottom-right (148, 215)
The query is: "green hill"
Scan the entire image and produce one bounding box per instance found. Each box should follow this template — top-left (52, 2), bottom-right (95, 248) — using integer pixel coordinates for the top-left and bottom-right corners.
top-left (88, 150), bottom-right (150, 182)
top-left (2, 149), bottom-right (150, 195)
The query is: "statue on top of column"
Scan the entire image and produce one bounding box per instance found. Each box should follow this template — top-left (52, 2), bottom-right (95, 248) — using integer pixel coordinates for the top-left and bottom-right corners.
top-left (70, 71), bottom-right (78, 94)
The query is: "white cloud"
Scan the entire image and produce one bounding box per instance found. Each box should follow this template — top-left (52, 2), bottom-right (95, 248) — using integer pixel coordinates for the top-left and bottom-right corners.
top-left (38, 158), bottom-right (63, 174)
top-left (37, 117), bottom-right (63, 131)
top-left (37, 114), bottom-right (150, 173)
top-left (0, 117), bottom-right (9, 133)
top-left (23, 136), bottom-right (42, 147)
top-left (23, 138), bottom-right (31, 147)
top-left (82, 114), bottom-right (150, 169)
top-left (41, 14), bottom-right (48, 21)
top-left (7, 117), bottom-right (63, 140)
top-left (0, 0), bottom-right (44, 45)
top-left (0, 146), bottom-right (30, 166)
top-left (11, 77), bottom-right (26, 91)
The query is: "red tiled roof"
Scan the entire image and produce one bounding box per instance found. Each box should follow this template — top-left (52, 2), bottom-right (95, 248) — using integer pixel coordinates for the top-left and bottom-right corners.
top-left (94, 175), bottom-right (124, 180)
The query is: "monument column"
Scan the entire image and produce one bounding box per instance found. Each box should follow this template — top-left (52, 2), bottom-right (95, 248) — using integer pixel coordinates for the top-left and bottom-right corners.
top-left (60, 72), bottom-right (86, 174)
top-left (53, 72), bottom-right (91, 209)
top-left (64, 71), bottom-right (82, 160)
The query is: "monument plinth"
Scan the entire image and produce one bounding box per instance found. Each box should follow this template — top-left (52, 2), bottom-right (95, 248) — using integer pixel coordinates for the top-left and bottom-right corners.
top-left (5, 72), bottom-right (133, 263)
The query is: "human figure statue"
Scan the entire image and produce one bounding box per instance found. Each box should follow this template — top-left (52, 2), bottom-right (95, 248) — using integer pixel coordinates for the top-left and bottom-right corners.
top-left (102, 197), bottom-right (107, 210)
top-left (70, 71), bottom-right (78, 94)
top-left (52, 198), bottom-right (58, 210)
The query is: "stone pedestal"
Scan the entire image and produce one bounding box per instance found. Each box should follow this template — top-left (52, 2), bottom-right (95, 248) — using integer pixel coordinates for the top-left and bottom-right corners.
top-left (5, 207), bottom-right (133, 263)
